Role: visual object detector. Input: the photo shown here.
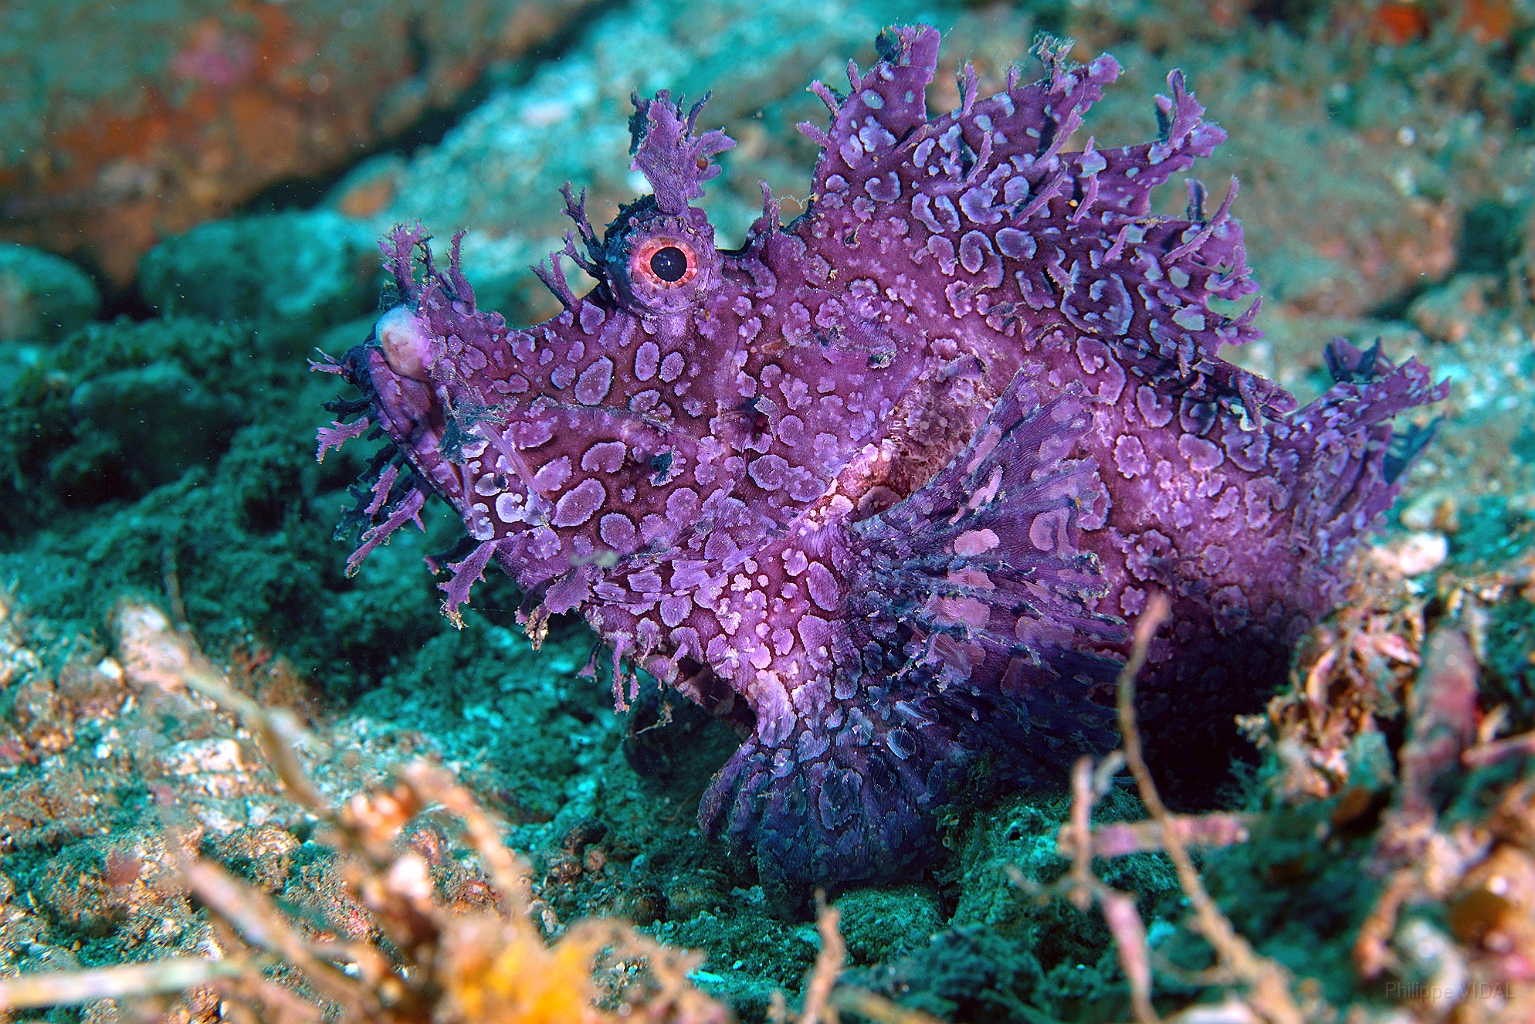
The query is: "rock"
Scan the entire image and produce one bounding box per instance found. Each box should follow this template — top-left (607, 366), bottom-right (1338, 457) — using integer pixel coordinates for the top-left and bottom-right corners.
top-left (328, 154), bottom-right (408, 219)
top-left (836, 886), bottom-right (945, 965)
top-left (1401, 489), bottom-right (1462, 534)
top-left (0, 0), bottom-right (605, 287)
top-left (68, 361), bottom-right (245, 481)
top-left (1370, 532), bottom-right (1450, 577)
top-left (1, 318), bottom-right (260, 519)
top-left (208, 826), bottom-right (301, 894)
top-left (138, 210), bottom-right (380, 331)
top-left (0, 244), bottom-right (99, 342)
top-left (37, 827), bottom-right (198, 939)
top-left (1409, 275), bottom-right (1498, 343)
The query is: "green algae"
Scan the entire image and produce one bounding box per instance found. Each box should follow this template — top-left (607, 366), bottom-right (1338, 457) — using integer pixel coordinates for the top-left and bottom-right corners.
top-left (0, 364), bottom-right (453, 696)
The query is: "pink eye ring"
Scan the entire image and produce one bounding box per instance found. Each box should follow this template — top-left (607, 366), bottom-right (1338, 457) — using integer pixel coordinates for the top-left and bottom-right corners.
top-left (632, 236), bottom-right (697, 288)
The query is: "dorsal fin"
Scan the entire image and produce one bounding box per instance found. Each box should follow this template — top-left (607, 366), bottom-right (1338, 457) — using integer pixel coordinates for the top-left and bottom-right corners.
top-left (628, 90), bottom-right (735, 214)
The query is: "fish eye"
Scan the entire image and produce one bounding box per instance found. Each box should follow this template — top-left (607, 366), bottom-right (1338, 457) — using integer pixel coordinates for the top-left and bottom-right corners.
top-left (632, 236), bottom-right (697, 289)
top-left (650, 246), bottom-right (687, 282)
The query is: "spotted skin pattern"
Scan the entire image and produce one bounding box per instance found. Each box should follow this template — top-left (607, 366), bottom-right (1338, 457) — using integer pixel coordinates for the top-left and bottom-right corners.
top-left (318, 27), bottom-right (1445, 886)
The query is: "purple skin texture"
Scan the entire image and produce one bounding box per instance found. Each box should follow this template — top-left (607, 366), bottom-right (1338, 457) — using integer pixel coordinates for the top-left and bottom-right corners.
top-left (317, 27), bottom-right (1445, 887)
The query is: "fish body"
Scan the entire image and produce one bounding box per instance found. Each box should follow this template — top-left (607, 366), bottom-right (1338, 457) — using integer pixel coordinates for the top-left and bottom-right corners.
top-left (319, 26), bottom-right (1443, 886)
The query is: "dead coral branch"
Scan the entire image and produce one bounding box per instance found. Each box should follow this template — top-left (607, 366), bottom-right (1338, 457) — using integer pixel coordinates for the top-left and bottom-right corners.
top-left (1026, 593), bottom-right (1312, 1024)
top-left (1115, 595), bottom-right (1306, 1024)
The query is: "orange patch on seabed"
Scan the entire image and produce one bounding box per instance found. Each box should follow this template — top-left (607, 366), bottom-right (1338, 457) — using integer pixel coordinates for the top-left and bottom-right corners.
top-left (1458, 0), bottom-right (1516, 42)
top-left (0, 0), bottom-right (377, 286)
top-left (1370, 1), bottom-right (1433, 44)
top-left (1204, 0), bottom-right (1250, 31)
top-left (336, 175), bottom-right (400, 219)
top-left (1368, 0), bottom-right (1518, 45)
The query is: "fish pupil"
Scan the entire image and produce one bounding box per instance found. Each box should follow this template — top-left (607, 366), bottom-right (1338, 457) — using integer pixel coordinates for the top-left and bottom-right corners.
top-left (650, 246), bottom-right (688, 282)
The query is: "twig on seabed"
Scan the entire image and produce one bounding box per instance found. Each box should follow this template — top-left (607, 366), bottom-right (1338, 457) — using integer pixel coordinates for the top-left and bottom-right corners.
top-left (0, 958), bottom-right (245, 1011)
top-left (1115, 594), bottom-right (1306, 1024)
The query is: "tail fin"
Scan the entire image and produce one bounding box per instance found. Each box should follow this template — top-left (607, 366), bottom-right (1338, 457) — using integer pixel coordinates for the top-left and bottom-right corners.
top-left (1288, 338), bottom-right (1448, 561)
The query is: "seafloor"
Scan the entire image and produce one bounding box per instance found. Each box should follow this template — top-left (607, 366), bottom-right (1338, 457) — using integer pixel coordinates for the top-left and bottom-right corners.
top-left (4, 0), bottom-right (1535, 1021)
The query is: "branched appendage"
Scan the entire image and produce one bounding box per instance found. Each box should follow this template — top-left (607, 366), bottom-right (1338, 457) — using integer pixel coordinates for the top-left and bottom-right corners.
top-left (380, 221), bottom-right (431, 301)
top-left (316, 416), bottom-right (371, 463)
top-left (532, 228), bottom-right (604, 310)
top-left (313, 363), bottom-right (377, 461)
top-left (309, 350), bottom-right (345, 375)
top-left (1162, 177), bottom-right (1238, 265)
top-left (364, 462), bottom-right (401, 517)
top-left (531, 249), bottom-right (579, 311)
top-left (560, 183), bottom-right (604, 271)
top-left (758, 180), bottom-right (780, 231)
top-left (345, 488), bottom-right (427, 576)
top-left (1030, 33), bottom-right (1077, 86)
top-left (438, 538), bottom-right (503, 628)
top-left (629, 88), bottom-right (735, 214)
top-left (561, 230), bottom-right (600, 278)
top-left (1153, 70), bottom-right (1204, 152)
top-left (1283, 340), bottom-right (1447, 548)
top-left (444, 229), bottom-right (476, 308)
top-left (1324, 335), bottom-right (1393, 385)
top-left (957, 60), bottom-right (979, 117)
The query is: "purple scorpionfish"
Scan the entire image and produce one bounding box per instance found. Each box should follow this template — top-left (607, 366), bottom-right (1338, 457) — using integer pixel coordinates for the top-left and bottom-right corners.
top-left (318, 27), bottom-right (1445, 887)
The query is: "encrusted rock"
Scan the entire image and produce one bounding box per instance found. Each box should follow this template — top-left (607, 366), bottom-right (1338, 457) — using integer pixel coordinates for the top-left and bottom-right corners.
top-left (0, 243), bottom-right (99, 343)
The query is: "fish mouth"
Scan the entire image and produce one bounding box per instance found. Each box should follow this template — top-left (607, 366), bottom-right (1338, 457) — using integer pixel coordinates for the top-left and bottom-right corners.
top-left (324, 303), bottom-right (594, 599)
top-left (361, 348), bottom-right (445, 461)
top-left (343, 300), bottom-right (549, 521)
